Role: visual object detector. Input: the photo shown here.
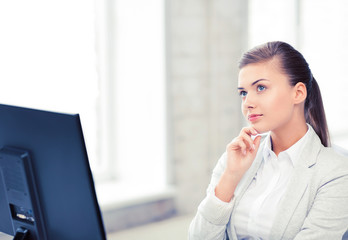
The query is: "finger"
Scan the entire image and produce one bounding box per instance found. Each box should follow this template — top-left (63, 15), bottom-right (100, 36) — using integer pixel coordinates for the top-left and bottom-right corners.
top-left (253, 135), bottom-right (262, 151)
top-left (241, 126), bottom-right (259, 137)
top-left (237, 138), bottom-right (248, 155)
top-left (227, 138), bottom-right (248, 155)
top-left (239, 132), bottom-right (254, 151)
top-left (239, 141), bottom-right (247, 155)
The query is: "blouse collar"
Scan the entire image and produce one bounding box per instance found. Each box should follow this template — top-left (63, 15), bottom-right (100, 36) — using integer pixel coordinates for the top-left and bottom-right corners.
top-left (262, 124), bottom-right (311, 166)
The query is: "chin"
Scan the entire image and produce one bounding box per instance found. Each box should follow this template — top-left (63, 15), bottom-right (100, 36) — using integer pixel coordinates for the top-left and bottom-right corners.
top-left (250, 123), bottom-right (271, 134)
top-left (255, 128), bottom-right (269, 134)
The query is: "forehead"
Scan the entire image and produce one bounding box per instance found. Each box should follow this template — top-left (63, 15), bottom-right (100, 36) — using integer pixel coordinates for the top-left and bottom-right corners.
top-left (238, 59), bottom-right (288, 86)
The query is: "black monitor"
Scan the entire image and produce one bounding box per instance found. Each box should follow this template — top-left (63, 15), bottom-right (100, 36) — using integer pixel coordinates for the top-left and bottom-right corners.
top-left (0, 104), bottom-right (106, 240)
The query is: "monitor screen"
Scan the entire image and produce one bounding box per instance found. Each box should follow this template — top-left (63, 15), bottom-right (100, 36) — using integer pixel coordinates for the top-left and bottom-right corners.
top-left (0, 104), bottom-right (106, 240)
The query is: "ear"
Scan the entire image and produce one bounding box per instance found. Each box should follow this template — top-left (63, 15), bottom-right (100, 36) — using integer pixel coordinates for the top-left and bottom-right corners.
top-left (293, 82), bottom-right (307, 104)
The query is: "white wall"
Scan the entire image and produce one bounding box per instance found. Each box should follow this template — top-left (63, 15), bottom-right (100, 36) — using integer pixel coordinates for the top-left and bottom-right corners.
top-left (166, 0), bottom-right (247, 214)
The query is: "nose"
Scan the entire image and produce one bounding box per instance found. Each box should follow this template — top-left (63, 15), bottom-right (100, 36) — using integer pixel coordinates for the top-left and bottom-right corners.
top-left (243, 94), bottom-right (256, 110)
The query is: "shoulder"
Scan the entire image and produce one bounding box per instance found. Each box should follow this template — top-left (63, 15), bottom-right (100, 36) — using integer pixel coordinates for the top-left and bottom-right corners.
top-left (313, 145), bottom-right (348, 182)
top-left (317, 146), bottom-right (348, 168)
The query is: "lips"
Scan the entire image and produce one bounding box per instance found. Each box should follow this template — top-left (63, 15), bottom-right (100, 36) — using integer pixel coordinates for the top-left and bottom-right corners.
top-left (248, 114), bottom-right (263, 122)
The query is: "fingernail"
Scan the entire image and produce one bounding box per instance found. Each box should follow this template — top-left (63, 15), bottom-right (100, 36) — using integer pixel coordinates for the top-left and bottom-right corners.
top-left (243, 150), bottom-right (247, 155)
top-left (252, 144), bottom-right (256, 150)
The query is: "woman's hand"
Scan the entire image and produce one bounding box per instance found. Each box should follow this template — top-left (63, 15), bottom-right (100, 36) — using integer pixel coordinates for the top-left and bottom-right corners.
top-left (215, 127), bottom-right (261, 202)
top-left (225, 127), bottom-right (262, 181)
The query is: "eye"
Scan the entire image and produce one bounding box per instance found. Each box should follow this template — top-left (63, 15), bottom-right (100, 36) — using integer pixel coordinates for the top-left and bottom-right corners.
top-left (257, 85), bottom-right (266, 92)
top-left (239, 90), bottom-right (247, 98)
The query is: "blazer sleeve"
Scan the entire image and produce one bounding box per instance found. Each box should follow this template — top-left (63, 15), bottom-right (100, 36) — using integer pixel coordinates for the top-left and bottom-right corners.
top-left (188, 152), bottom-right (235, 240)
top-left (294, 162), bottom-right (348, 240)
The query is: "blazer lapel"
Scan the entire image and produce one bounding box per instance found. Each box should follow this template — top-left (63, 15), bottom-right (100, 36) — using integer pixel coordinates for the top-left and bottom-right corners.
top-left (269, 127), bottom-right (321, 240)
top-left (268, 165), bottom-right (311, 240)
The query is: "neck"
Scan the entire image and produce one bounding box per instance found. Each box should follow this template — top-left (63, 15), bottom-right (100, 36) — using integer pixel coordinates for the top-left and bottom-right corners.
top-left (270, 120), bottom-right (308, 156)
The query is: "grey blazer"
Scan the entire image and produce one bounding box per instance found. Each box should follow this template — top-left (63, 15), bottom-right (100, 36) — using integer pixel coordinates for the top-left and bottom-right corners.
top-left (189, 126), bottom-right (348, 240)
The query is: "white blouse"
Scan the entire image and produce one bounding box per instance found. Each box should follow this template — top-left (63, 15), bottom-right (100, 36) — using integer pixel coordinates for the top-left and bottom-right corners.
top-left (233, 126), bottom-right (310, 240)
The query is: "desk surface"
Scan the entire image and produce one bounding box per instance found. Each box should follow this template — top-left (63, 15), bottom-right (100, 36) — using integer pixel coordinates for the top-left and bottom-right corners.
top-left (108, 215), bottom-right (191, 240)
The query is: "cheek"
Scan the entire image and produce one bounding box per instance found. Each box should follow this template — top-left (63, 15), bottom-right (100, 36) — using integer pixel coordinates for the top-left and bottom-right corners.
top-left (266, 92), bottom-right (294, 120)
top-left (271, 97), bottom-right (289, 110)
top-left (274, 92), bottom-right (292, 110)
top-left (241, 102), bottom-right (247, 116)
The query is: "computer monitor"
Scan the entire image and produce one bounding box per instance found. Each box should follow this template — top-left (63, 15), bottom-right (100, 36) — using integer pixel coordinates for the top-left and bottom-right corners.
top-left (0, 104), bottom-right (106, 240)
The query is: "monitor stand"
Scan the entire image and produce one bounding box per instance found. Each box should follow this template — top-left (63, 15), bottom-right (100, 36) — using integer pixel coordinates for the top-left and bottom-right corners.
top-left (13, 227), bottom-right (29, 240)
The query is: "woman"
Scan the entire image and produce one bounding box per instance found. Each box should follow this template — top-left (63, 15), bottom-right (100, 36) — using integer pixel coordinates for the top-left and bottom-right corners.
top-left (189, 41), bottom-right (348, 240)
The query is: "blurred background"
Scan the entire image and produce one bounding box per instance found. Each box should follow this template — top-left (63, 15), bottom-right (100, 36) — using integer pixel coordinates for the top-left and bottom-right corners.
top-left (0, 0), bottom-right (348, 239)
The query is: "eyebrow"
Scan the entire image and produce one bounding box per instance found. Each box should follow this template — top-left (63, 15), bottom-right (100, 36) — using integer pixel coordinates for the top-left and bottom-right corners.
top-left (237, 79), bottom-right (269, 90)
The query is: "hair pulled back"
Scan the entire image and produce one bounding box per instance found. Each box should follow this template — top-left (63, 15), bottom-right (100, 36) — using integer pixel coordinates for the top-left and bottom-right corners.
top-left (239, 41), bottom-right (330, 147)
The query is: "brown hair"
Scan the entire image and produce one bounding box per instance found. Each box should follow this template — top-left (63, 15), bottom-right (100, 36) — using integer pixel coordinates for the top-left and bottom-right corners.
top-left (239, 41), bottom-right (330, 147)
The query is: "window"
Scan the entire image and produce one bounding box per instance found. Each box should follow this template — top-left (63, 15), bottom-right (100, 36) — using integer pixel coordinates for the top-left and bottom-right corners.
top-left (248, 0), bottom-right (299, 47)
top-left (95, 0), bottom-right (167, 196)
top-left (0, 0), bottom-right (99, 167)
top-left (0, 0), bottom-right (167, 206)
top-left (300, 0), bottom-right (348, 148)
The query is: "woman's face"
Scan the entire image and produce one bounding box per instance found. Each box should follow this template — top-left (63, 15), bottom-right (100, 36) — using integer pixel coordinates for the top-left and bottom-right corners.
top-left (238, 59), bottom-right (296, 133)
